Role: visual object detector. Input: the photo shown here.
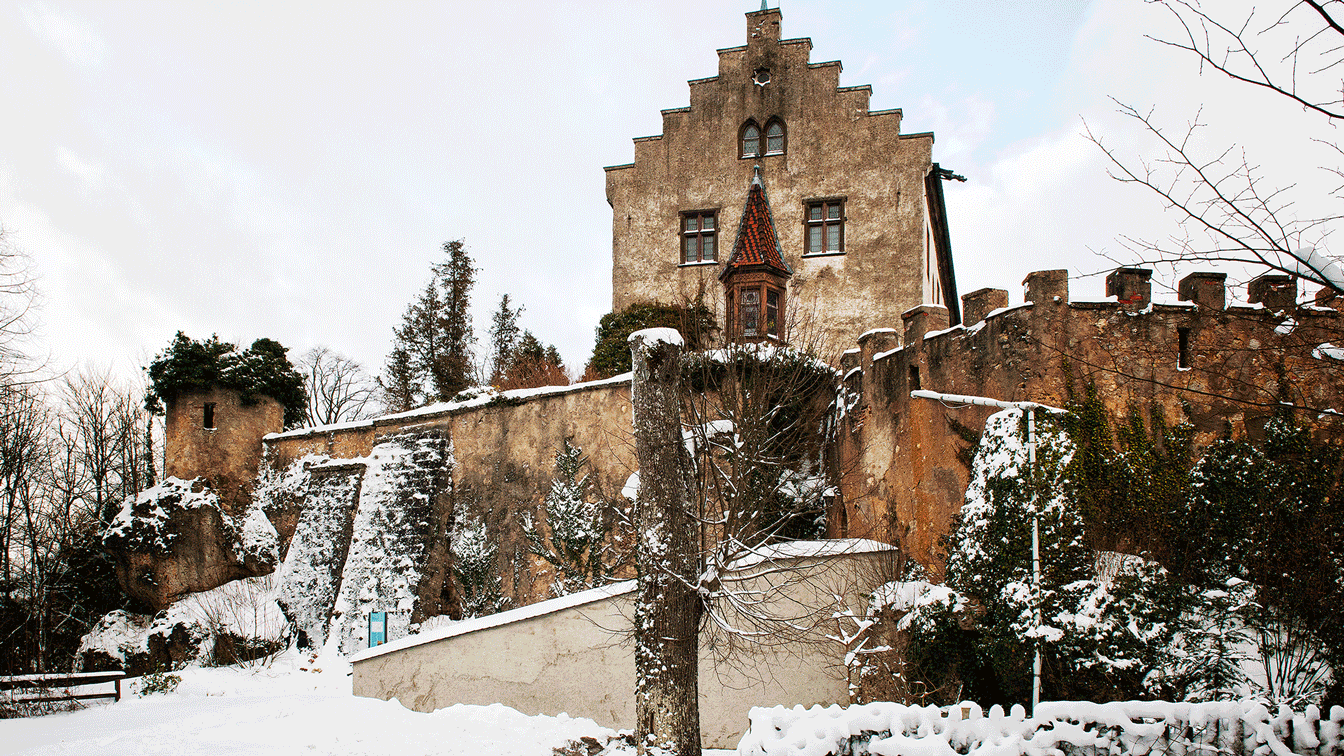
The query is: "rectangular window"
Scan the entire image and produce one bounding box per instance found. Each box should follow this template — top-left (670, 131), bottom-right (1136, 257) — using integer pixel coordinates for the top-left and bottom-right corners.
top-left (805, 200), bottom-right (844, 255)
top-left (681, 211), bottom-right (717, 264)
top-left (1177, 327), bottom-right (1191, 369)
top-left (203, 402), bottom-right (216, 429)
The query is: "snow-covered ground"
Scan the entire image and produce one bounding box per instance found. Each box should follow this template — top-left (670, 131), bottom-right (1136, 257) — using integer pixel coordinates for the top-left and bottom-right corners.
top-left (1, 650), bottom-right (628, 756)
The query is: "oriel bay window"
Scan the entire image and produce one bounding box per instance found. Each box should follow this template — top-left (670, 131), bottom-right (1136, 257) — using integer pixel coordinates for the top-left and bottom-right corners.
top-left (681, 211), bottom-right (717, 263)
top-left (729, 283), bottom-right (784, 339)
top-left (805, 199), bottom-right (844, 255)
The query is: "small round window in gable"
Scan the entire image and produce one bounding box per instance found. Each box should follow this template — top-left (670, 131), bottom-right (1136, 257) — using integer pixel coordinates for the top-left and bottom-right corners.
top-left (752, 68), bottom-right (771, 87)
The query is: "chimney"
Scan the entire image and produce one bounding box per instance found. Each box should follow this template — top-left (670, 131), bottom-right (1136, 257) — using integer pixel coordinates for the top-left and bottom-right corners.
top-left (961, 288), bottom-right (1009, 326)
top-left (1023, 270), bottom-right (1069, 304)
top-left (1106, 267), bottom-right (1152, 310)
top-left (1177, 272), bottom-right (1227, 310)
top-left (902, 304), bottom-right (950, 347)
top-left (1247, 273), bottom-right (1297, 313)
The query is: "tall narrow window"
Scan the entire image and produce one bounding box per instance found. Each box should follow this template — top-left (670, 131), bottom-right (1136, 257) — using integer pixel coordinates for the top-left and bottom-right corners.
top-left (765, 288), bottom-right (780, 336)
top-left (203, 402), bottom-right (216, 429)
top-left (741, 289), bottom-right (760, 336)
top-left (1177, 327), bottom-right (1191, 369)
top-left (681, 211), bottom-right (717, 263)
top-left (908, 366), bottom-right (921, 391)
top-left (805, 199), bottom-right (844, 255)
top-left (741, 122), bottom-right (761, 158)
top-left (764, 119), bottom-right (785, 155)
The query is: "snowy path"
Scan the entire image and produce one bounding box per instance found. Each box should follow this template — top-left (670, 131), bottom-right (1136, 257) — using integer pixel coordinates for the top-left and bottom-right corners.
top-left (1, 654), bottom-right (616, 756)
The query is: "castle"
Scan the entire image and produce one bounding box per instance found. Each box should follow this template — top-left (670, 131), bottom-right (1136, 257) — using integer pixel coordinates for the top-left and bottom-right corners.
top-left (105, 7), bottom-right (1342, 654)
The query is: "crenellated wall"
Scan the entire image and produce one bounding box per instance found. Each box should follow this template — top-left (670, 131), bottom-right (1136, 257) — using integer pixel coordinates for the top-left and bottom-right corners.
top-left (831, 269), bottom-right (1344, 573)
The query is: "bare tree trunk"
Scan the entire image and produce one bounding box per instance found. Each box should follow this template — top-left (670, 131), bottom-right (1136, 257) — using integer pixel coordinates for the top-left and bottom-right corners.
top-left (629, 329), bottom-right (701, 756)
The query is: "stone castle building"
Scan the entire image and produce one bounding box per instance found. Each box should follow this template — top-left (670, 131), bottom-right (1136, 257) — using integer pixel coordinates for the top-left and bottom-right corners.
top-left (104, 6), bottom-right (1341, 655)
top-left (607, 7), bottom-right (959, 350)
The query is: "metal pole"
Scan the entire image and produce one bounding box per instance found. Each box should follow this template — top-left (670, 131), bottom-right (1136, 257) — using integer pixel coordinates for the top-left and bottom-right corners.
top-left (909, 389), bottom-right (1063, 715)
top-left (1028, 408), bottom-right (1041, 715)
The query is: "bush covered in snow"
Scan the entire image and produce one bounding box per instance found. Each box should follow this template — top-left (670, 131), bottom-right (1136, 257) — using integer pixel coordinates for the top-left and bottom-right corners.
top-left (899, 397), bottom-right (1341, 709)
top-left (737, 699), bottom-right (1344, 756)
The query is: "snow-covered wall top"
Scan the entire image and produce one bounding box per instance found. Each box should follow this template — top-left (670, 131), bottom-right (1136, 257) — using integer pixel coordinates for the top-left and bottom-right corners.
top-left (350, 538), bottom-right (893, 664)
top-left (264, 374), bottom-right (633, 442)
top-left (739, 699), bottom-right (1344, 756)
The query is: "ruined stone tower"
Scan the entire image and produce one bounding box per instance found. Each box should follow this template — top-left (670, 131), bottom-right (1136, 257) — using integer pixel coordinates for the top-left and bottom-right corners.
top-left (165, 386), bottom-right (282, 511)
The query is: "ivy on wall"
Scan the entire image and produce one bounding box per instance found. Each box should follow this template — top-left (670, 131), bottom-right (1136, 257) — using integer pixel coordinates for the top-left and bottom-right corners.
top-left (145, 332), bottom-right (308, 428)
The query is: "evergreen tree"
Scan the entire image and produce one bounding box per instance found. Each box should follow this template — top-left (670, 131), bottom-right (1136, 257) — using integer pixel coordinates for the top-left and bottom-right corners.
top-left (145, 332), bottom-right (307, 427)
top-left (523, 439), bottom-right (620, 596)
top-left (450, 505), bottom-right (507, 619)
top-left (488, 294), bottom-right (523, 385)
top-left (378, 345), bottom-right (421, 414)
top-left (381, 240), bottom-right (478, 408)
top-left (431, 240), bottom-right (477, 400)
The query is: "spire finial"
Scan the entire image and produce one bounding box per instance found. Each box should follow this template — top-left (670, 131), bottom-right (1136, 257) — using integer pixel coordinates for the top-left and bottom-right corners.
top-left (751, 164), bottom-right (762, 186)
top-left (760, 0), bottom-right (768, 11)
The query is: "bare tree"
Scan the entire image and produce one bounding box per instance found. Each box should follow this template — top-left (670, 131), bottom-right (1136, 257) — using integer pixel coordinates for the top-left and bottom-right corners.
top-left (1086, 1), bottom-right (1344, 297)
top-left (298, 346), bottom-right (376, 427)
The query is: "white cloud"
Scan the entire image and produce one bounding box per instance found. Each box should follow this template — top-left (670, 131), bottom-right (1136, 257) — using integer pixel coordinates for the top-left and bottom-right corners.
top-left (18, 2), bottom-right (105, 69)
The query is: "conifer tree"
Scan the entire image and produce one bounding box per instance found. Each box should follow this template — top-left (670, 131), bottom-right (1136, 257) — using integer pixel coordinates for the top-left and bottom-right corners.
top-left (431, 240), bottom-right (477, 400)
top-left (488, 294), bottom-right (523, 385)
top-left (524, 439), bottom-right (619, 595)
top-left (381, 240), bottom-right (478, 408)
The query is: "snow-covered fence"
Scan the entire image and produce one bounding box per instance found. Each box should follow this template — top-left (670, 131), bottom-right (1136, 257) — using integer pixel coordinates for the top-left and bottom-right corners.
top-left (737, 700), bottom-right (1344, 756)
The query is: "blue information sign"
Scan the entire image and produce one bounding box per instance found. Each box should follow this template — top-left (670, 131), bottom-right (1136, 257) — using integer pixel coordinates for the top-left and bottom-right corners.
top-left (369, 611), bottom-right (387, 647)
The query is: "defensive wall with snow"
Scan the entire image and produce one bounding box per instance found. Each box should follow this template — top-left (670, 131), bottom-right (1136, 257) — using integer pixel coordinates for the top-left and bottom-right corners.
top-left (831, 267), bottom-right (1344, 571)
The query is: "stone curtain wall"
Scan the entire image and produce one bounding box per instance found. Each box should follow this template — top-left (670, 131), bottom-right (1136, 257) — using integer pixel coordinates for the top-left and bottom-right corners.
top-left (833, 270), bottom-right (1344, 571)
top-left (260, 379), bottom-right (636, 616)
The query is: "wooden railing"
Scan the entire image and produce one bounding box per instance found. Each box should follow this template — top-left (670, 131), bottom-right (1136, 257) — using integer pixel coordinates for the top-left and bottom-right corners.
top-left (0, 671), bottom-right (128, 705)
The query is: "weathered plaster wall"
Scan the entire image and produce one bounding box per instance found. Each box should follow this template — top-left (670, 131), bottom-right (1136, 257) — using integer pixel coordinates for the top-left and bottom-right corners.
top-left (607, 8), bottom-right (937, 352)
top-left (165, 387), bottom-right (282, 513)
top-left (832, 270), bottom-right (1344, 572)
top-left (351, 549), bottom-right (891, 749)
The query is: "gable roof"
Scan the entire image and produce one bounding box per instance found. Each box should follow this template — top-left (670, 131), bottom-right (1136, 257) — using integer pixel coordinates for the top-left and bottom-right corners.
top-left (721, 170), bottom-right (791, 280)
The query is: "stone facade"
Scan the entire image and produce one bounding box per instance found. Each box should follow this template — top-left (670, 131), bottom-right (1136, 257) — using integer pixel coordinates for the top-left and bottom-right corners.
top-left (831, 270), bottom-right (1344, 571)
top-left (165, 387), bottom-right (282, 513)
top-left (606, 8), bottom-right (956, 353)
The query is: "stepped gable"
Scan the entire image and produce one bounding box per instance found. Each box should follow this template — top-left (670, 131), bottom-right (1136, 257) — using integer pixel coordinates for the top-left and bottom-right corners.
top-left (721, 171), bottom-right (791, 280)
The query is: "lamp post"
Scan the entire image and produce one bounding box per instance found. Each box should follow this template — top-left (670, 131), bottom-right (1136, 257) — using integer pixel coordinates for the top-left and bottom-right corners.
top-left (909, 389), bottom-right (1064, 714)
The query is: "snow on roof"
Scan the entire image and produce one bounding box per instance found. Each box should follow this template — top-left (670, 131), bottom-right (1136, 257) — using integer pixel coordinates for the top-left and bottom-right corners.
top-left (352, 539), bottom-right (895, 663)
top-left (857, 327), bottom-right (898, 340)
top-left (725, 538), bottom-right (895, 570)
top-left (349, 580), bottom-right (638, 663)
top-left (266, 373), bottom-right (634, 441)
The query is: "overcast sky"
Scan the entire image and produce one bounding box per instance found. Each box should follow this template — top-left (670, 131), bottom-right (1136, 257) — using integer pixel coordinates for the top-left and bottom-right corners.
top-left (0, 0), bottom-right (1334, 389)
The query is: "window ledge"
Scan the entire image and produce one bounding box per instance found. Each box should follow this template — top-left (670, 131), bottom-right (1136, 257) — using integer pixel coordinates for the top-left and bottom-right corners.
top-left (679, 260), bottom-right (720, 268)
top-left (801, 251), bottom-right (846, 259)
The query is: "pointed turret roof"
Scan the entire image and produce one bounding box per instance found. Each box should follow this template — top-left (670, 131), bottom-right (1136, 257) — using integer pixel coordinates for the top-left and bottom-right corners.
top-left (721, 168), bottom-right (791, 280)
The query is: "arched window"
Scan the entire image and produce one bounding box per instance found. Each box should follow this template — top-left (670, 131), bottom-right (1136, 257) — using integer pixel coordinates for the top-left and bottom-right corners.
top-left (764, 119), bottom-right (785, 155)
top-left (741, 121), bottom-right (761, 158)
